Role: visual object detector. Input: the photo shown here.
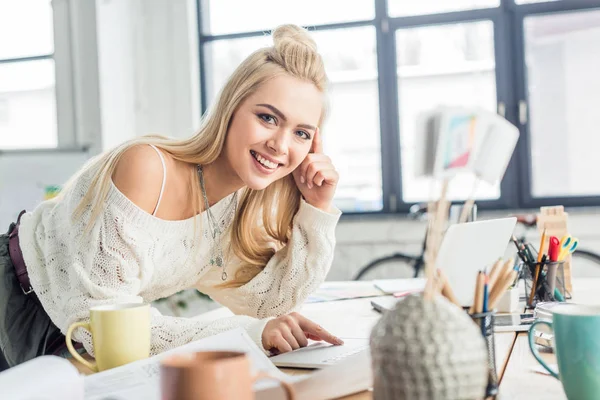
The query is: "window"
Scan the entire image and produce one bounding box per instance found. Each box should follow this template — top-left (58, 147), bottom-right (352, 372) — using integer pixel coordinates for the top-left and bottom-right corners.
top-left (396, 21), bottom-right (499, 202)
top-left (200, 4), bottom-right (382, 212)
top-left (0, 0), bottom-right (57, 150)
top-left (388, 0), bottom-right (499, 17)
top-left (201, 0), bottom-right (374, 35)
top-left (524, 9), bottom-right (600, 198)
top-left (198, 0), bottom-right (600, 213)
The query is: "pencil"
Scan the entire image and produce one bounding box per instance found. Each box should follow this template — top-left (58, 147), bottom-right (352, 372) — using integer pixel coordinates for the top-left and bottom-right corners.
top-left (487, 259), bottom-right (504, 289)
top-left (474, 271), bottom-right (485, 314)
top-left (438, 269), bottom-right (462, 308)
top-left (537, 228), bottom-right (547, 263)
top-left (496, 258), bottom-right (515, 292)
top-left (469, 271), bottom-right (483, 314)
top-left (489, 270), bottom-right (518, 310)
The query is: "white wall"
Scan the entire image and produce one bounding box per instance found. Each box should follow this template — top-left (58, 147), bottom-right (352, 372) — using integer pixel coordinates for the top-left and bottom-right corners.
top-left (96, 0), bottom-right (200, 150)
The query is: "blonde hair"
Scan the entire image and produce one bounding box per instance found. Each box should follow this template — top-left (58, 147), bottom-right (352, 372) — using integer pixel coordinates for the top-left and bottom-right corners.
top-left (67, 24), bottom-right (328, 287)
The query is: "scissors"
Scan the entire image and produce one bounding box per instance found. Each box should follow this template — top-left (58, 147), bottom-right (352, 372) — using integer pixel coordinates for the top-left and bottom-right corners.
top-left (558, 235), bottom-right (579, 261)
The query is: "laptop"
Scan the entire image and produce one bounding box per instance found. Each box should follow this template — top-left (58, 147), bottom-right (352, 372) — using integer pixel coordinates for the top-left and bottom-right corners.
top-left (269, 338), bottom-right (370, 369)
top-left (371, 217), bottom-right (517, 311)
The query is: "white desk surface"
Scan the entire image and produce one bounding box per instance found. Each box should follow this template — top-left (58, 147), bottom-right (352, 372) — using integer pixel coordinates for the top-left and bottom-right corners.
top-left (73, 278), bottom-right (600, 399)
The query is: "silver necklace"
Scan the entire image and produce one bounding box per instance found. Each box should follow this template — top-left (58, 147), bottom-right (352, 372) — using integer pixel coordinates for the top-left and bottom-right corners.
top-left (197, 165), bottom-right (238, 281)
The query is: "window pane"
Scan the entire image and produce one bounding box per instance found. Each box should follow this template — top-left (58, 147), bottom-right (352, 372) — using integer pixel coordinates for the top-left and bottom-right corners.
top-left (201, 0), bottom-right (374, 35)
top-left (0, 60), bottom-right (57, 149)
top-left (388, 0), bottom-right (499, 17)
top-left (205, 27), bottom-right (382, 212)
top-left (525, 10), bottom-right (600, 197)
top-left (396, 21), bottom-right (499, 203)
top-left (0, 0), bottom-right (54, 59)
top-left (516, 0), bottom-right (562, 4)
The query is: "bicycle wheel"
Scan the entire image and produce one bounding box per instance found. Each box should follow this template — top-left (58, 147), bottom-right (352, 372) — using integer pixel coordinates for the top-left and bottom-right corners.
top-left (570, 249), bottom-right (600, 278)
top-left (353, 253), bottom-right (421, 281)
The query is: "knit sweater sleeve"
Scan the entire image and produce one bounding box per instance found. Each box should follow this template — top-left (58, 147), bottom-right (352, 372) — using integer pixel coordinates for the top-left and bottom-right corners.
top-left (197, 199), bottom-right (341, 318)
top-left (54, 205), bottom-right (271, 356)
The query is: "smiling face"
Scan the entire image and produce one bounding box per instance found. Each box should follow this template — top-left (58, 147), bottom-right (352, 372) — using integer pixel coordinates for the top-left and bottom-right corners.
top-left (222, 74), bottom-right (323, 190)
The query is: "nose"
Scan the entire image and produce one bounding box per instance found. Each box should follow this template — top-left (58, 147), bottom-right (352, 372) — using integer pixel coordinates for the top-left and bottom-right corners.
top-left (266, 130), bottom-right (289, 156)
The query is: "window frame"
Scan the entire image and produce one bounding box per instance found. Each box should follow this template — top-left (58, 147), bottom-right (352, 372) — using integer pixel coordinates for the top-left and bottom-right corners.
top-left (196, 0), bottom-right (600, 216)
top-left (0, 0), bottom-right (97, 155)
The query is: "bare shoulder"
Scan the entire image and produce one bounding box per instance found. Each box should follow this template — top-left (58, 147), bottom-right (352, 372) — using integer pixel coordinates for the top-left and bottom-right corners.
top-left (112, 144), bottom-right (167, 214)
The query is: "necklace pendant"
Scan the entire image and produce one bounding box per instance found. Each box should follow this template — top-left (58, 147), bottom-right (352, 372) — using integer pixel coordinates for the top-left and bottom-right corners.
top-left (221, 271), bottom-right (228, 281)
top-left (210, 258), bottom-right (215, 266)
top-left (215, 256), bottom-right (223, 267)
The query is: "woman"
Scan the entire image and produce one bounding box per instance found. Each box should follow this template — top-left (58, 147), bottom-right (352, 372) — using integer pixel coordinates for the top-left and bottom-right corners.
top-left (0, 24), bottom-right (343, 368)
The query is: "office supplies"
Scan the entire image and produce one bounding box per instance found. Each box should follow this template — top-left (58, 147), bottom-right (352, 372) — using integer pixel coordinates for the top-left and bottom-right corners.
top-left (494, 286), bottom-right (519, 313)
top-left (537, 206), bottom-right (573, 292)
top-left (269, 338), bottom-right (370, 369)
top-left (488, 269), bottom-right (518, 310)
top-left (371, 296), bottom-right (401, 313)
top-left (373, 278), bottom-right (427, 295)
top-left (494, 313), bottom-right (535, 332)
top-left (529, 237), bottom-right (558, 306)
top-left (537, 228), bottom-right (547, 264)
top-left (305, 281), bottom-right (385, 303)
top-left (558, 236), bottom-right (578, 261)
top-left (482, 274), bottom-right (489, 312)
top-left (470, 271), bottom-right (484, 314)
top-left (438, 269), bottom-right (462, 307)
top-left (437, 217), bottom-right (517, 307)
top-left (487, 259), bottom-right (504, 289)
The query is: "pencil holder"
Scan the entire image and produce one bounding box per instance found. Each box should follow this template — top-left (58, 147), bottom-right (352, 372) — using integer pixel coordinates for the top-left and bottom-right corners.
top-left (470, 311), bottom-right (498, 399)
top-left (523, 261), bottom-right (568, 308)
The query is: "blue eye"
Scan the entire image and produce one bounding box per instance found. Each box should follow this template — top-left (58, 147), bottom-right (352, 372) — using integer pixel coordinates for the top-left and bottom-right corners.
top-left (295, 130), bottom-right (311, 140)
top-left (258, 113), bottom-right (276, 125)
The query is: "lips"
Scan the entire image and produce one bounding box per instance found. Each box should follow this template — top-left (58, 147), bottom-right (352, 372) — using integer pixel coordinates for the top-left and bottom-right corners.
top-left (250, 150), bottom-right (282, 170)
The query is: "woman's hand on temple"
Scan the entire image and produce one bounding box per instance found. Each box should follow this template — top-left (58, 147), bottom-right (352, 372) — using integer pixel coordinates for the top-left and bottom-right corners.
top-left (262, 312), bottom-right (344, 354)
top-left (292, 128), bottom-right (339, 213)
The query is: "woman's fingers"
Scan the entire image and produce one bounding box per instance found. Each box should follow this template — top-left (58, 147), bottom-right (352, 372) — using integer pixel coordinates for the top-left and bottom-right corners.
top-left (304, 161), bottom-right (332, 189)
top-left (313, 168), bottom-right (339, 187)
top-left (280, 326), bottom-right (301, 351)
top-left (262, 313), bottom-right (343, 354)
top-left (270, 332), bottom-right (293, 354)
top-left (294, 314), bottom-right (343, 345)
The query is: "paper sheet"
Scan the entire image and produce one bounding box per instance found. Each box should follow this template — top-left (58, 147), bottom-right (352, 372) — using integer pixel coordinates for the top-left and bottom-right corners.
top-left (84, 327), bottom-right (373, 400)
top-left (0, 355), bottom-right (84, 400)
top-left (373, 278), bottom-right (427, 295)
top-left (84, 328), bottom-right (298, 400)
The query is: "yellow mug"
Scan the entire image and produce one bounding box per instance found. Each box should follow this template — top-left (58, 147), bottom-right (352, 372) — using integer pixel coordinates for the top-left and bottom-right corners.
top-left (66, 303), bottom-right (151, 372)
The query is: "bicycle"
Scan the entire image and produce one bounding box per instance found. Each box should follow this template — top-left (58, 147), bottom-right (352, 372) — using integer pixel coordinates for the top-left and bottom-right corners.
top-left (352, 203), bottom-right (429, 281)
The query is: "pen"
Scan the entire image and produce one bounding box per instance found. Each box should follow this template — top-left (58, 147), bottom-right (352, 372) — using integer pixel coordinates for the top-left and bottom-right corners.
top-left (482, 274), bottom-right (489, 313)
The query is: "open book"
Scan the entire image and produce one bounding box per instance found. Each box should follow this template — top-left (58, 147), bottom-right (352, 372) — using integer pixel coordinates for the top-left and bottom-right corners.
top-left (0, 328), bottom-right (372, 400)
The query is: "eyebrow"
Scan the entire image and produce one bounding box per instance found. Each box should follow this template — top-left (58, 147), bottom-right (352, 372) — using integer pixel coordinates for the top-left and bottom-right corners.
top-left (256, 103), bottom-right (317, 131)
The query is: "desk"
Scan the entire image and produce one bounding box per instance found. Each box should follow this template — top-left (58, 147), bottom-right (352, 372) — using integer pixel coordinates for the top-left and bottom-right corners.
top-left (72, 278), bottom-right (600, 399)
top-left (499, 278), bottom-right (599, 400)
top-left (179, 289), bottom-right (518, 400)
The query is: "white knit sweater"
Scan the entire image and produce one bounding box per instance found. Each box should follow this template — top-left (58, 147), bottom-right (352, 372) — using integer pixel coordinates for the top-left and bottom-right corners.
top-left (19, 169), bottom-right (341, 356)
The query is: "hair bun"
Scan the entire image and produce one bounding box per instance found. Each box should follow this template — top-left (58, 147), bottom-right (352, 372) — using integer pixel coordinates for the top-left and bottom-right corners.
top-left (272, 24), bottom-right (318, 53)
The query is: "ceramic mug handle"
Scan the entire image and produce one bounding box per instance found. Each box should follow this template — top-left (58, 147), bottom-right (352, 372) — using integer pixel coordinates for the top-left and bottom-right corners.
top-left (528, 320), bottom-right (559, 379)
top-left (66, 321), bottom-right (98, 372)
top-left (253, 371), bottom-right (296, 400)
